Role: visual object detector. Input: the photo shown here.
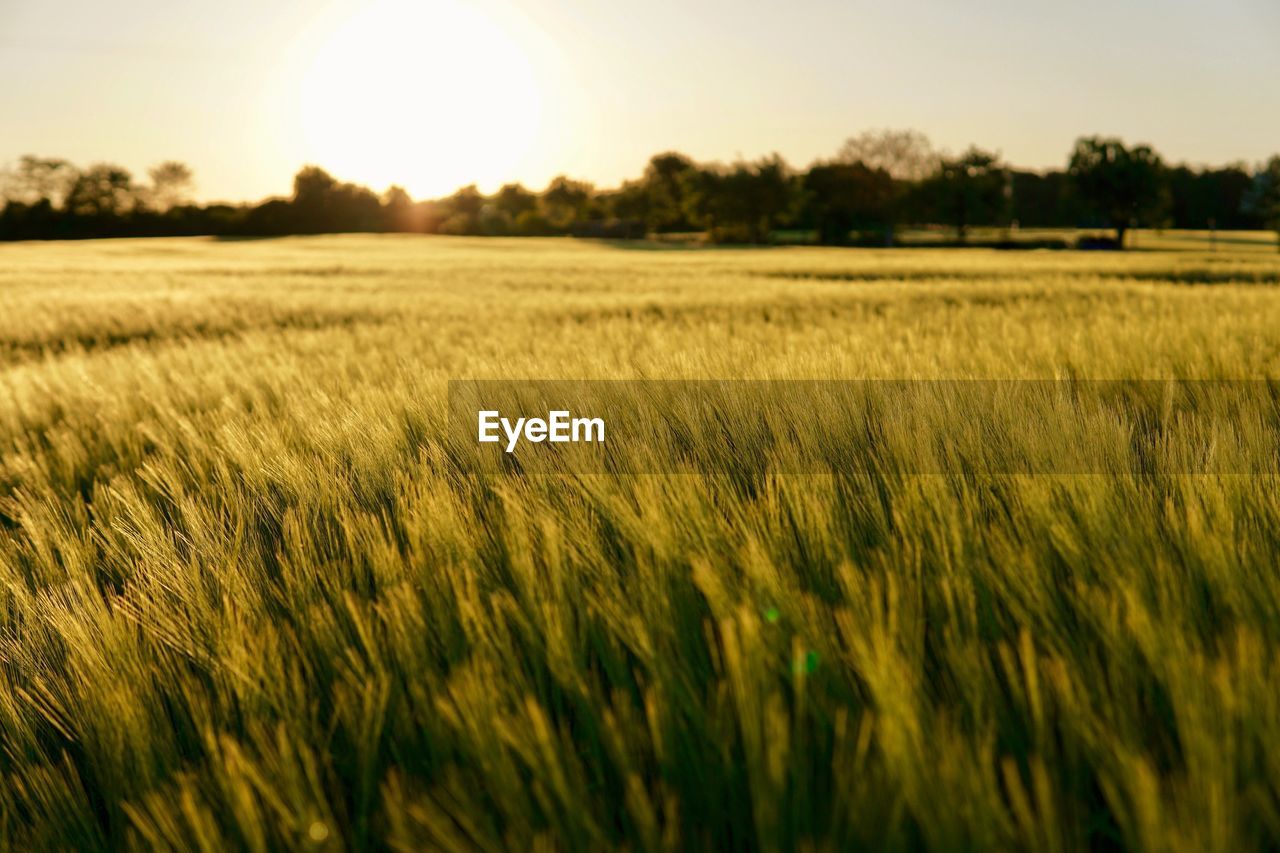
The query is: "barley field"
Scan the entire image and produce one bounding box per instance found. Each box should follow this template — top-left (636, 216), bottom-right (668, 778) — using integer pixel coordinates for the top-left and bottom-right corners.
top-left (3, 234), bottom-right (1280, 851)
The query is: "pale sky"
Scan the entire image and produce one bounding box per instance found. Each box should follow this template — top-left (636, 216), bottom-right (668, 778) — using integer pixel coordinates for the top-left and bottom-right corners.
top-left (2, 0), bottom-right (1277, 202)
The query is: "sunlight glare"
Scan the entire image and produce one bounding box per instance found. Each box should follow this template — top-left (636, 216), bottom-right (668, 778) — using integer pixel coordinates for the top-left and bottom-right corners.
top-left (298, 0), bottom-right (543, 199)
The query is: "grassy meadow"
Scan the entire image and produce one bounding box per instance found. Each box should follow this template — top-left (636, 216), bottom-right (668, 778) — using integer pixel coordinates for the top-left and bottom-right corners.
top-left (4, 233), bottom-right (1280, 850)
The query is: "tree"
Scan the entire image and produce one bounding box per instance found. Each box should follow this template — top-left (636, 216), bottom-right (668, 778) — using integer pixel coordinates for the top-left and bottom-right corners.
top-left (65, 163), bottom-right (136, 217)
top-left (243, 198), bottom-right (294, 235)
top-left (801, 161), bottom-right (895, 244)
top-left (292, 165), bottom-right (337, 222)
top-left (925, 147), bottom-right (1006, 243)
top-left (438, 185), bottom-right (485, 234)
top-left (146, 161), bottom-right (195, 212)
top-left (834, 131), bottom-right (937, 243)
top-left (327, 181), bottom-right (383, 232)
top-left (382, 185), bottom-right (415, 231)
top-left (540, 176), bottom-right (594, 231)
top-left (1010, 170), bottom-right (1082, 228)
top-left (1243, 156), bottom-right (1280, 250)
top-left (2, 155), bottom-right (76, 207)
top-left (683, 155), bottom-right (796, 244)
top-left (493, 183), bottom-right (538, 220)
top-left (513, 209), bottom-right (553, 236)
top-left (1165, 164), bottom-right (1253, 230)
top-left (1067, 136), bottom-right (1167, 248)
top-left (641, 152), bottom-right (697, 232)
top-left (601, 180), bottom-right (649, 224)
top-left (289, 166), bottom-right (381, 232)
top-left (837, 129), bottom-right (937, 182)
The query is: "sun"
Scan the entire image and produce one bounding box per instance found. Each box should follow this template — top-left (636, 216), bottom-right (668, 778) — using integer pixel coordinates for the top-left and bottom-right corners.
top-left (297, 0), bottom-right (543, 199)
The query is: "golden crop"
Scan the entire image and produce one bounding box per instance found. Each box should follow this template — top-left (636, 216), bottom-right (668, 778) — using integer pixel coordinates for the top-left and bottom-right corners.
top-left (2, 233), bottom-right (1280, 850)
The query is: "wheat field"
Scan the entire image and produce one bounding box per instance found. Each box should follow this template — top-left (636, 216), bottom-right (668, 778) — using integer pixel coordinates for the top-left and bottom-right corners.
top-left (3, 234), bottom-right (1280, 850)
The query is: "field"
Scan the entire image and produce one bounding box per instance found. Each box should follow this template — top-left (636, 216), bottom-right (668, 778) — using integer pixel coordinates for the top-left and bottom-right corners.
top-left (3, 234), bottom-right (1280, 850)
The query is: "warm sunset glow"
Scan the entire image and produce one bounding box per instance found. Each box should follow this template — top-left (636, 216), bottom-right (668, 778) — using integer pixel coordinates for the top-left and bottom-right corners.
top-left (297, 0), bottom-right (543, 199)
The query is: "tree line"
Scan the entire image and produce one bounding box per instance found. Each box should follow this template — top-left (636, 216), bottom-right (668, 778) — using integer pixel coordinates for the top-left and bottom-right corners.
top-left (3, 131), bottom-right (1279, 248)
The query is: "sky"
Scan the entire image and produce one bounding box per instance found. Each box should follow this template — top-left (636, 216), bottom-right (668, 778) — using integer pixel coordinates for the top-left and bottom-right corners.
top-left (2, 0), bottom-right (1277, 202)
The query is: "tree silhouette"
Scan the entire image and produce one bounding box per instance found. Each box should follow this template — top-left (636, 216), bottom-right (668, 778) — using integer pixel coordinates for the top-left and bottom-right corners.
top-left (1166, 164), bottom-right (1253, 230)
top-left (802, 162), bottom-right (895, 244)
top-left (684, 155), bottom-right (795, 244)
top-left (381, 185), bottom-right (415, 231)
top-left (65, 164), bottom-right (136, 218)
top-left (541, 176), bottom-right (594, 231)
top-left (0, 137), bottom-right (1270, 244)
top-left (292, 165), bottom-right (338, 231)
top-left (602, 180), bottom-right (650, 225)
top-left (146, 161), bottom-right (195, 212)
top-left (926, 148), bottom-right (1006, 243)
top-left (1244, 157), bottom-right (1280, 250)
top-left (641, 153), bottom-right (697, 232)
top-left (438, 185), bottom-right (485, 235)
top-left (289, 166), bottom-right (382, 232)
top-left (493, 184), bottom-right (538, 220)
top-left (1068, 137), bottom-right (1167, 248)
top-left (838, 129), bottom-right (937, 182)
top-left (3, 155), bottom-right (76, 207)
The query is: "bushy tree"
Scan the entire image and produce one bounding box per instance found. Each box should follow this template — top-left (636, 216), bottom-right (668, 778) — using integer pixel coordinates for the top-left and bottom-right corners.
top-left (65, 164), bottom-right (137, 218)
top-left (599, 180), bottom-right (649, 224)
top-left (684, 155), bottom-right (795, 244)
top-left (513, 209), bottom-right (553, 236)
top-left (493, 184), bottom-right (538, 221)
top-left (801, 161), bottom-right (895, 244)
top-left (837, 129), bottom-right (936, 182)
top-left (146, 161), bottom-right (195, 212)
top-left (286, 166), bottom-right (383, 232)
top-left (2, 155), bottom-right (76, 207)
top-left (1009, 170), bottom-right (1083, 229)
top-left (1068, 137), bottom-right (1167, 247)
top-left (293, 166), bottom-right (337, 207)
top-left (438, 185), bottom-right (485, 235)
top-left (1243, 157), bottom-right (1280, 250)
top-left (831, 131), bottom-right (938, 242)
top-left (641, 153), bottom-right (697, 233)
top-left (925, 147), bottom-right (1007, 242)
top-left (540, 176), bottom-right (594, 231)
top-left (1166, 164), bottom-right (1253, 230)
top-left (243, 198), bottom-right (294, 235)
top-left (381, 185), bottom-right (415, 231)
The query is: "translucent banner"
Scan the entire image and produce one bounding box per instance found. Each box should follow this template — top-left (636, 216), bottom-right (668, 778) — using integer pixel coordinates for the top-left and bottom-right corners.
top-left (446, 380), bottom-right (1280, 476)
